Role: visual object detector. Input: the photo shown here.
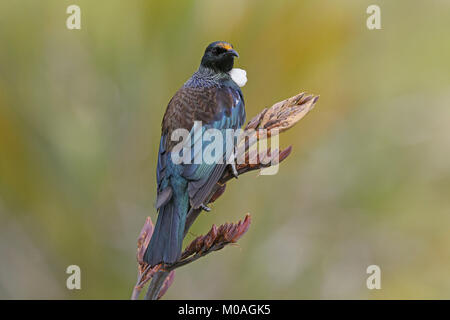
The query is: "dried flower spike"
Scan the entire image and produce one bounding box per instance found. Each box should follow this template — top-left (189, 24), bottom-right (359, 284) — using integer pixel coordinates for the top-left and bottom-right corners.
top-left (181, 214), bottom-right (251, 260)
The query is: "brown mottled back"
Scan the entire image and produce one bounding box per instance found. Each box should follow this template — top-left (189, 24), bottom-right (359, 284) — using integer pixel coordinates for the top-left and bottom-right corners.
top-left (162, 86), bottom-right (235, 150)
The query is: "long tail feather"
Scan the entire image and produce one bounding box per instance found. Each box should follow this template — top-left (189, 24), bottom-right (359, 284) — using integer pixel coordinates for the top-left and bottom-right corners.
top-left (144, 198), bottom-right (187, 266)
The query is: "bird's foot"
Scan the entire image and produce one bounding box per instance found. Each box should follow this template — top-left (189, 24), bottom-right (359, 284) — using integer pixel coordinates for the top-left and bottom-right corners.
top-left (200, 203), bottom-right (211, 212)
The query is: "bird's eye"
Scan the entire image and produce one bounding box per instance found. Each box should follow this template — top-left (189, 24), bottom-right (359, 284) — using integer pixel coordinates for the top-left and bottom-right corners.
top-left (214, 47), bottom-right (227, 55)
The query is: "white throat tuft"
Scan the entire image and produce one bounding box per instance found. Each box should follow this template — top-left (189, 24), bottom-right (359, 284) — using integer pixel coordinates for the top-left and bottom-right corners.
top-left (229, 68), bottom-right (247, 87)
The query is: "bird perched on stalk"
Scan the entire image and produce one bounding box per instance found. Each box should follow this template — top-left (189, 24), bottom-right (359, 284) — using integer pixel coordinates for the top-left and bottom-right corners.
top-left (144, 41), bottom-right (246, 266)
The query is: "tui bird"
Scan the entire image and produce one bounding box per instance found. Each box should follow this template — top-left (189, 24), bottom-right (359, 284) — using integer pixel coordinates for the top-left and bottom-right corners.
top-left (144, 41), bottom-right (246, 266)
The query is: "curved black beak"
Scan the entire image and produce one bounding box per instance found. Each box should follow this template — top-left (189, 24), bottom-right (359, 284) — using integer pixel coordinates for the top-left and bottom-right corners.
top-left (228, 49), bottom-right (239, 58)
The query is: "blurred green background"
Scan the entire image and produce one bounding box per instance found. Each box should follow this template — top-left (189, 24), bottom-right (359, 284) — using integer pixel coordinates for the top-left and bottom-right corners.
top-left (1, 0), bottom-right (450, 299)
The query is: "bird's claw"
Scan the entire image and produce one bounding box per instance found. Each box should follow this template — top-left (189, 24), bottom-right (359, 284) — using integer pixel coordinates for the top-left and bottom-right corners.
top-left (200, 203), bottom-right (211, 212)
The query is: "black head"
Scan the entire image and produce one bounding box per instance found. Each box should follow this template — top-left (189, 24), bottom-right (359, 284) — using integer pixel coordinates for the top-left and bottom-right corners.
top-left (200, 41), bottom-right (239, 73)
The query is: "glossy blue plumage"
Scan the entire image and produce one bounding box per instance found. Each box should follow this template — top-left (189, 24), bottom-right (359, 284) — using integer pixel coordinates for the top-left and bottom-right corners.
top-left (144, 43), bottom-right (245, 266)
